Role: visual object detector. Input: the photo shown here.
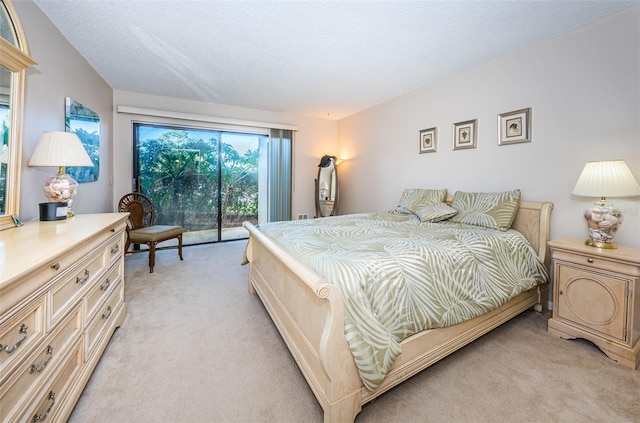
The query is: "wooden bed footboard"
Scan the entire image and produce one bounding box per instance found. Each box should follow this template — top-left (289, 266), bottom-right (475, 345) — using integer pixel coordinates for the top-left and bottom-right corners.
top-left (243, 199), bottom-right (553, 423)
top-left (244, 226), bottom-right (363, 422)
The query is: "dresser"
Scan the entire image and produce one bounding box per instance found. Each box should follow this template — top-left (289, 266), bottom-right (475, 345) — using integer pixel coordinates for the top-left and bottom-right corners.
top-left (547, 238), bottom-right (640, 370)
top-left (0, 213), bottom-right (128, 422)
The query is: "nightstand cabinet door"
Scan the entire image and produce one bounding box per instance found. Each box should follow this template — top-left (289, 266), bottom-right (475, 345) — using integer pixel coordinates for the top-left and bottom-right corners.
top-left (547, 237), bottom-right (640, 370)
top-left (555, 264), bottom-right (628, 342)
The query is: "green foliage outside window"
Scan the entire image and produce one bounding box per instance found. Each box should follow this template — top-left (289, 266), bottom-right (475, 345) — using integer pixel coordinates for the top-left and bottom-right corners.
top-left (137, 129), bottom-right (258, 232)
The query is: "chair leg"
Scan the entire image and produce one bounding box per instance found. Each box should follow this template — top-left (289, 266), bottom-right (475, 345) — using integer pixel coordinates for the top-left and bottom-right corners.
top-left (148, 242), bottom-right (156, 273)
top-left (177, 234), bottom-right (184, 261)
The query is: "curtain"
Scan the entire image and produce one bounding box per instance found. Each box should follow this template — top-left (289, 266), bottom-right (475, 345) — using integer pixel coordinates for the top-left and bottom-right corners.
top-left (267, 129), bottom-right (293, 222)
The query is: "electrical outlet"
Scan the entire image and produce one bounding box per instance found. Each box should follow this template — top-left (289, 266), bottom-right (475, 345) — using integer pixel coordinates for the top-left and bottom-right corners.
top-left (297, 213), bottom-right (309, 220)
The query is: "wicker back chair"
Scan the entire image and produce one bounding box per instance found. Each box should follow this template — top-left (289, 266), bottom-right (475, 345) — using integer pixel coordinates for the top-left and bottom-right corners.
top-left (118, 193), bottom-right (183, 273)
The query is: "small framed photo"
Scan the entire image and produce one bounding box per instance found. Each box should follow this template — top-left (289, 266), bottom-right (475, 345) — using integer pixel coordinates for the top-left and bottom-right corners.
top-left (419, 127), bottom-right (437, 154)
top-left (453, 119), bottom-right (477, 150)
top-left (498, 108), bottom-right (531, 145)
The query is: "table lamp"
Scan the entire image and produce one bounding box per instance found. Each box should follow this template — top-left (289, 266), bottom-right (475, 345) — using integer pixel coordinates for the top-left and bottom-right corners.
top-left (28, 131), bottom-right (94, 217)
top-left (571, 159), bottom-right (640, 249)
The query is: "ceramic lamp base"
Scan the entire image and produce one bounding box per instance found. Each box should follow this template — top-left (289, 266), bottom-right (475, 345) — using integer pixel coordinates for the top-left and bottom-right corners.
top-left (583, 201), bottom-right (623, 249)
top-left (42, 173), bottom-right (78, 217)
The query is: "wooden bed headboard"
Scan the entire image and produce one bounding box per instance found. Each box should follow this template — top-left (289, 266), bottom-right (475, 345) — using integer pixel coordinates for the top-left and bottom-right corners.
top-left (445, 196), bottom-right (554, 269)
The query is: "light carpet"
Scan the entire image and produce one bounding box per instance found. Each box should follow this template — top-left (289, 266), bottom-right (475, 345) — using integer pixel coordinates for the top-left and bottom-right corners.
top-left (68, 240), bottom-right (640, 422)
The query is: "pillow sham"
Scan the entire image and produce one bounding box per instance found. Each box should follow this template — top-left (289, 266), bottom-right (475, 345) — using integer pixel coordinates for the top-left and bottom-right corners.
top-left (448, 189), bottom-right (521, 231)
top-left (415, 203), bottom-right (458, 222)
top-left (395, 188), bottom-right (447, 215)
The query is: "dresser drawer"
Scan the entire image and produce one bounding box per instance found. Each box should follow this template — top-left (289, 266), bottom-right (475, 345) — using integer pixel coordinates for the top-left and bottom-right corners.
top-left (1, 226), bottom-right (123, 316)
top-left (48, 251), bottom-right (107, 329)
top-left (85, 264), bottom-right (121, 323)
top-left (0, 304), bottom-right (81, 422)
top-left (85, 283), bottom-right (124, 361)
top-left (16, 340), bottom-right (83, 423)
top-left (107, 231), bottom-right (125, 269)
top-left (0, 298), bottom-right (45, 377)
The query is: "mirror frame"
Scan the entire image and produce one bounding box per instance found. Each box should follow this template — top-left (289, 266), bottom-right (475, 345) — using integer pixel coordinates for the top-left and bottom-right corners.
top-left (0, 0), bottom-right (36, 230)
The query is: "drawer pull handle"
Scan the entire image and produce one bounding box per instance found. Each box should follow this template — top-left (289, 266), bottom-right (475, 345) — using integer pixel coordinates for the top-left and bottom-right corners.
top-left (51, 263), bottom-right (60, 271)
top-left (102, 306), bottom-right (113, 320)
top-left (32, 391), bottom-right (55, 422)
top-left (111, 244), bottom-right (120, 254)
top-left (0, 323), bottom-right (28, 354)
top-left (100, 279), bottom-right (111, 291)
top-left (587, 258), bottom-right (594, 263)
top-left (30, 345), bottom-right (54, 373)
top-left (76, 269), bottom-right (90, 284)
top-left (110, 228), bottom-right (116, 232)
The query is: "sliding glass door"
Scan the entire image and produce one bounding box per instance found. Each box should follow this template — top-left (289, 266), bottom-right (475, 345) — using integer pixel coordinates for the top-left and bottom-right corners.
top-left (133, 123), bottom-right (263, 245)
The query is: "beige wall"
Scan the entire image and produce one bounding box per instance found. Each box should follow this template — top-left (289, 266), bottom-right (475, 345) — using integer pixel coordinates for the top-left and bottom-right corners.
top-left (337, 5), bottom-right (640, 248)
top-left (15, 0), bottom-right (114, 221)
top-left (112, 91), bottom-right (337, 219)
top-left (13, 1), bottom-right (639, 249)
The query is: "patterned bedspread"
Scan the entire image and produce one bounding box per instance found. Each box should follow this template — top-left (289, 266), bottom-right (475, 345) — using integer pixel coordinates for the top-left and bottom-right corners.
top-left (257, 212), bottom-right (549, 390)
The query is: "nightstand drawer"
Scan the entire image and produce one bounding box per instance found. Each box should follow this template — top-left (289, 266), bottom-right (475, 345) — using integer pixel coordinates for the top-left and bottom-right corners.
top-left (553, 250), bottom-right (640, 277)
top-left (555, 264), bottom-right (628, 342)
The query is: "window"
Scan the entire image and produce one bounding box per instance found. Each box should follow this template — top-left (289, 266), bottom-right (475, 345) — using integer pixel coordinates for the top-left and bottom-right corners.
top-left (133, 123), bottom-right (265, 244)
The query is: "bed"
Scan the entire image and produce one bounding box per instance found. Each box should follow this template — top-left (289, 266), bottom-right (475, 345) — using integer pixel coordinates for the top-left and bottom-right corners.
top-left (243, 189), bottom-right (553, 422)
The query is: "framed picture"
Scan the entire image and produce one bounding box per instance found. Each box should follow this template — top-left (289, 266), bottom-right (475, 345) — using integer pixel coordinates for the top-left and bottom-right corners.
top-left (419, 127), bottom-right (437, 153)
top-left (65, 97), bottom-right (100, 182)
top-left (498, 108), bottom-right (531, 146)
top-left (453, 119), bottom-right (477, 150)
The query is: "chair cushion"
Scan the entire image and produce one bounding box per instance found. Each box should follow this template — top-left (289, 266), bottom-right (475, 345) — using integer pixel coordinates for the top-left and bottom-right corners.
top-left (129, 225), bottom-right (183, 243)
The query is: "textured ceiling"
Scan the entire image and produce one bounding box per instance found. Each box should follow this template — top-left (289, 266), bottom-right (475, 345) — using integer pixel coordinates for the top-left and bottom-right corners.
top-left (33, 0), bottom-right (637, 120)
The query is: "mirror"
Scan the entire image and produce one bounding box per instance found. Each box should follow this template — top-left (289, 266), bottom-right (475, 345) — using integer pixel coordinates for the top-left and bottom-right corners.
top-left (0, 65), bottom-right (11, 215)
top-left (0, 0), bottom-right (36, 230)
top-left (315, 155), bottom-right (339, 217)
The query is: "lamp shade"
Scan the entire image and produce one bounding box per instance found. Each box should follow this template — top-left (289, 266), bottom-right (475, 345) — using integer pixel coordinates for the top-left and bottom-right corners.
top-left (28, 131), bottom-right (93, 167)
top-left (572, 160), bottom-right (640, 198)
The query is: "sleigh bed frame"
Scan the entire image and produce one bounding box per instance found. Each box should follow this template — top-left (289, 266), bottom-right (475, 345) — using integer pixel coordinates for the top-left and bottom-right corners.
top-left (243, 198), bottom-right (553, 422)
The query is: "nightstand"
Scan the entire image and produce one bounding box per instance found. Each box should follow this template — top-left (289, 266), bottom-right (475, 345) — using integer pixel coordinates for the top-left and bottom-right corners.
top-left (547, 238), bottom-right (640, 369)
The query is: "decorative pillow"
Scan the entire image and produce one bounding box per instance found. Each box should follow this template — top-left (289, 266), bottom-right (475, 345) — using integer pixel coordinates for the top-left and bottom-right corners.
top-left (395, 188), bottom-right (447, 215)
top-left (448, 189), bottom-right (521, 231)
top-left (415, 203), bottom-right (458, 222)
